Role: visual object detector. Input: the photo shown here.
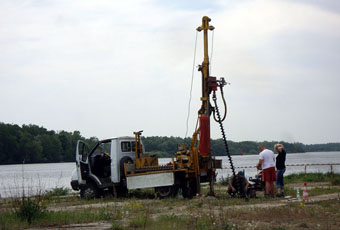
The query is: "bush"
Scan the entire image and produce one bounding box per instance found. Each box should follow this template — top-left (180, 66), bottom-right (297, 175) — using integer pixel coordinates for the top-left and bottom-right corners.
top-left (15, 198), bottom-right (45, 224)
top-left (219, 176), bottom-right (230, 186)
top-left (129, 213), bottom-right (148, 228)
top-left (44, 187), bottom-right (69, 198)
top-left (331, 177), bottom-right (340, 185)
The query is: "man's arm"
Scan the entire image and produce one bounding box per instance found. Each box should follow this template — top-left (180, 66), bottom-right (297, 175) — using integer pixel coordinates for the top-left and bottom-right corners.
top-left (245, 178), bottom-right (250, 188)
top-left (256, 159), bottom-right (263, 169)
top-left (229, 181), bottom-right (234, 189)
top-left (229, 177), bottom-right (235, 191)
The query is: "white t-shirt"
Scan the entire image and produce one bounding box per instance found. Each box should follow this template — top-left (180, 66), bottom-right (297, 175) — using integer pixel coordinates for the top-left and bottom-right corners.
top-left (259, 149), bottom-right (275, 169)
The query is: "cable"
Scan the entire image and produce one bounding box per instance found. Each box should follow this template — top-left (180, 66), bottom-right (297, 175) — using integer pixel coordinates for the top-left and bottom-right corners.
top-left (184, 31), bottom-right (198, 138)
top-left (209, 30), bottom-right (215, 74)
top-left (213, 86), bottom-right (227, 122)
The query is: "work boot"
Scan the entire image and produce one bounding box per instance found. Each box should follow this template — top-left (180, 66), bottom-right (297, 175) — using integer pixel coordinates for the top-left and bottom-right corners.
top-left (276, 193), bottom-right (284, 197)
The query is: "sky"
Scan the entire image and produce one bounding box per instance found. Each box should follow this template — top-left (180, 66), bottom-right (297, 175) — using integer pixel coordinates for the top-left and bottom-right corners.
top-left (0, 0), bottom-right (339, 144)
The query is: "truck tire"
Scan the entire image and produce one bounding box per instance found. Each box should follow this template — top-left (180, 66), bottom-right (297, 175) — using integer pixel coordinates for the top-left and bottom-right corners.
top-left (155, 186), bottom-right (178, 199)
top-left (80, 183), bottom-right (100, 199)
top-left (182, 179), bottom-right (197, 199)
top-left (115, 184), bottom-right (128, 197)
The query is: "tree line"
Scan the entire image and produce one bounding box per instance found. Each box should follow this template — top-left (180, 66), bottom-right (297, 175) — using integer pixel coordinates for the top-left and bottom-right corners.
top-left (0, 123), bottom-right (98, 164)
top-left (141, 137), bottom-right (307, 156)
top-left (0, 122), bottom-right (339, 165)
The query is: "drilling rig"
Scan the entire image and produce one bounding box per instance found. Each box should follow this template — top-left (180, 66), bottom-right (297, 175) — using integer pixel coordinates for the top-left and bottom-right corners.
top-left (73, 16), bottom-right (236, 199)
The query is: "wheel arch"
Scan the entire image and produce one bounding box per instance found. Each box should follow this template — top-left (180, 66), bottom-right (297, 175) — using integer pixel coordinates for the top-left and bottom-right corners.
top-left (119, 156), bottom-right (133, 179)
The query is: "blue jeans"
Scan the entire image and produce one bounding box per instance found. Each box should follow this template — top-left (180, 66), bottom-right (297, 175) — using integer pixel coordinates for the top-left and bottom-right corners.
top-left (276, 168), bottom-right (286, 189)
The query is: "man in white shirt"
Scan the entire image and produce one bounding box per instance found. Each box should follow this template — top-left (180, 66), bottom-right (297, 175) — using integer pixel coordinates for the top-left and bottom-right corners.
top-left (256, 146), bottom-right (276, 197)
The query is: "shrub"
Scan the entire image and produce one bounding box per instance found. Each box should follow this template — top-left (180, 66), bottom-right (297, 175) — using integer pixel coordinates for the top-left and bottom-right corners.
top-left (129, 213), bottom-right (148, 228)
top-left (331, 177), bottom-right (340, 185)
top-left (15, 198), bottom-right (45, 224)
top-left (44, 187), bottom-right (69, 198)
top-left (219, 176), bottom-right (230, 186)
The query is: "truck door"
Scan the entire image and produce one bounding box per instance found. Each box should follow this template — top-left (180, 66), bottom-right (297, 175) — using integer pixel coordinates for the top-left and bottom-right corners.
top-left (76, 140), bottom-right (89, 185)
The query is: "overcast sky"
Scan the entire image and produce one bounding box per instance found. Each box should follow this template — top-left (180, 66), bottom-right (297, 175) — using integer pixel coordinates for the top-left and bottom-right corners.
top-left (0, 0), bottom-right (339, 144)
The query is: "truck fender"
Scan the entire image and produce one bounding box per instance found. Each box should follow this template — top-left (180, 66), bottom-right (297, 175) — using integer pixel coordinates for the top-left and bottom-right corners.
top-left (81, 175), bottom-right (101, 189)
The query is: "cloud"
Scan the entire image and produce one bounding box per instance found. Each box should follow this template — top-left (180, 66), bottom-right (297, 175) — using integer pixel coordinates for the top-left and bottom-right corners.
top-left (0, 0), bottom-right (339, 144)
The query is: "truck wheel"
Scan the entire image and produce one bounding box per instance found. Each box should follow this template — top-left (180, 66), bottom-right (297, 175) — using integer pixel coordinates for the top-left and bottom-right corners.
top-left (80, 183), bottom-right (100, 199)
top-left (115, 184), bottom-right (128, 198)
top-left (171, 186), bottom-right (179, 198)
top-left (156, 186), bottom-right (177, 199)
top-left (182, 179), bottom-right (197, 199)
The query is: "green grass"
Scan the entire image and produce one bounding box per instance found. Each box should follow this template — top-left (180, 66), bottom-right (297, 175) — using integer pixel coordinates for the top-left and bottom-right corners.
top-left (148, 214), bottom-right (191, 230)
top-left (0, 205), bottom-right (121, 229)
top-left (2, 173), bottom-right (340, 230)
top-left (44, 187), bottom-right (70, 198)
top-left (285, 172), bottom-right (340, 184)
top-left (218, 176), bottom-right (230, 186)
top-left (128, 213), bottom-right (148, 228)
top-left (111, 221), bottom-right (128, 230)
top-left (15, 198), bottom-right (46, 224)
top-left (125, 213), bottom-right (240, 230)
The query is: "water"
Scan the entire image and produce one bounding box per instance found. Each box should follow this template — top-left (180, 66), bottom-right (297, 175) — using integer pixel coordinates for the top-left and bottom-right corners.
top-left (0, 151), bottom-right (339, 198)
top-left (217, 151), bottom-right (340, 180)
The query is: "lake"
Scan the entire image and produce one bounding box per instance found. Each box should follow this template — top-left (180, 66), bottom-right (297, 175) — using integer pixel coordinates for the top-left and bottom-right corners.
top-left (1, 151), bottom-right (339, 198)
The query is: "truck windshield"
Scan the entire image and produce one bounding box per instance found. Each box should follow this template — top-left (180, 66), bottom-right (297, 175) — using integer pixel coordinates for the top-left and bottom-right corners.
top-left (93, 142), bottom-right (111, 156)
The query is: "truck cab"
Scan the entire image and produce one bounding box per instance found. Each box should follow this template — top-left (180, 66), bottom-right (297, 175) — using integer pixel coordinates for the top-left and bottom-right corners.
top-left (71, 136), bottom-right (141, 198)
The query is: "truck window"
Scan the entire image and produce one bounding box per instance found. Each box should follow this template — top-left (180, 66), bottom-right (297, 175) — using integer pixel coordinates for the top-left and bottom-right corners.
top-left (131, 141), bottom-right (136, 152)
top-left (93, 142), bottom-right (111, 156)
top-left (80, 142), bottom-right (88, 162)
top-left (121, 142), bottom-right (131, 152)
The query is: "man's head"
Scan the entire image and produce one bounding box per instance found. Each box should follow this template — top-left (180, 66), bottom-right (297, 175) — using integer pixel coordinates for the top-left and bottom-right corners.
top-left (237, 171), bottom-right (244, 178)
top-left (259, 145), bottom-right (265, 152)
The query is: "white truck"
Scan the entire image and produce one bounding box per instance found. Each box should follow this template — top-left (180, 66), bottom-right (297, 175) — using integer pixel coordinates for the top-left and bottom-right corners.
top-left (70, 136), bottom-right (176, 199)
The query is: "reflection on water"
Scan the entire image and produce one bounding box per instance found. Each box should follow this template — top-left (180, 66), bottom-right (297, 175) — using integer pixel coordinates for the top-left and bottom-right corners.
top-left (0, 152), bottom-right (339, 198)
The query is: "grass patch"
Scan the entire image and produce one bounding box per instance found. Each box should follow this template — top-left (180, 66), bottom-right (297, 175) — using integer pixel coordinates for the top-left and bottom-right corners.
top-left (308, 186), bottom-right (340, 196)
top-left (331, 176), bottom-right (340, 185)
top-left (149, 214), bottom-right (191, 230)
top-left (285, 172), bottom-right (340, 184)
top-left (1, 205), bottom-right (122, 229)
top-left (12, 197), bottom-right (46, 225)
top-left (0, 212), bottom-right (25, 230)
top-left (218, 176), bottom-right (230, 186)
top-left (2, 172), bottom-right (340, 229)
top-left (129, 213), bottom-right (148, 229)
top-left (111, 221), bottom-right (128, 230)
top-left (284, 185), bottom-right (340, 197)
top-left (44, 187), bottom-right (70, 198)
